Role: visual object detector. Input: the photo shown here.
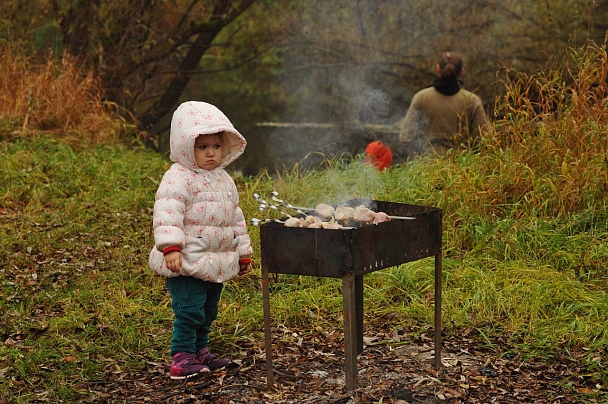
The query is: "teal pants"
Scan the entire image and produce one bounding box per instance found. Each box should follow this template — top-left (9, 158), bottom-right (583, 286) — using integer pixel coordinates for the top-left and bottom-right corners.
top-left (165, 276), bottom-right (224, 356)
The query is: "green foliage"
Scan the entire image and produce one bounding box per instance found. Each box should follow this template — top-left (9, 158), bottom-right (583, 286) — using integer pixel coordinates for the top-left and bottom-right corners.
top-left (33, 21), bottom-right (62, 57)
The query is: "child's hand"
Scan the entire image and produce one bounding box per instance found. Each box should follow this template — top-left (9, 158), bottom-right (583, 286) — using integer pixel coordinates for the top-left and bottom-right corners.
top-left (165, 251), bottom-right (182, 273)
top-left (238, 263), bottom-right (251, 276)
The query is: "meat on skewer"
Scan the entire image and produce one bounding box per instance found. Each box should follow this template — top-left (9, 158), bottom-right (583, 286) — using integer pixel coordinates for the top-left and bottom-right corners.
top-left (284, 217), bottom-right (303, 227)
top-left (354, 205), bottom-right (391, 224)
top-left (285, 215), bottom-right (326, 228)
top-left (320, 218), bottom-right (343, 229)
top-left (372, 211), bottom-right (391, 224)
top-left (302, 215), bottom-right (322, 228)
top-left (334, 206), bottom-right (355, 224)
top-left (353, 206), bottom-right (375, 223)
top-left (314, 203), bottom-right (335, 221)
top-left (277, 199), bottom-right (397, 229)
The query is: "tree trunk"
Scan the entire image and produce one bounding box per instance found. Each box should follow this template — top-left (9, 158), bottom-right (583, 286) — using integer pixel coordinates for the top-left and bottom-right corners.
top-left (54, 0), bottom-right (100, 60)
top-left (138, 30), bottom-right (219, 132)
top-left (139, 0), bottom-right (256, 135)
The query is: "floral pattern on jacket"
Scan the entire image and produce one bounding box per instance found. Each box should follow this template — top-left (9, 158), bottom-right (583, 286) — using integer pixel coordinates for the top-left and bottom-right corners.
top-left (149, 101), bottom-right (252, 283)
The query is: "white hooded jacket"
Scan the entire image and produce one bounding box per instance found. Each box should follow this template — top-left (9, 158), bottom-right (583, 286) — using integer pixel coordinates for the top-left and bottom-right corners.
top-left (149, 101), bottom-right (252, 283)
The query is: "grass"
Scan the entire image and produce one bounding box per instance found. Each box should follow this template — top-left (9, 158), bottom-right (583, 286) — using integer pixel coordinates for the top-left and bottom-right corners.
top-left (1, 41), bottom-right (608, 402)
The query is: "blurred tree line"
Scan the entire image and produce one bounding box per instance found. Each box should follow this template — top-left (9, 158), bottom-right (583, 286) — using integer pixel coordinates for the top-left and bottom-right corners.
top-left (1, 0), bottom-right (607, 174)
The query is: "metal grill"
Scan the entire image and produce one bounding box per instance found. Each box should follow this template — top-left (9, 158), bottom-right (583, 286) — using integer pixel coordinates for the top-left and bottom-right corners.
top-left (260, 199), bottom-right (443, 390)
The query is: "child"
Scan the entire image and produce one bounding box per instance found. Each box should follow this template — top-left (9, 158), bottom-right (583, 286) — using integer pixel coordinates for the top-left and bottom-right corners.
top-left (149, 101), bottom-right (253, 380)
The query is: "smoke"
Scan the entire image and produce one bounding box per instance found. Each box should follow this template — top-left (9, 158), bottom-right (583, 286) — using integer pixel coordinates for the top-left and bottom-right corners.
top-left (264, 62), bottom-right (407, 170)
top-left (263, 1), bottom-right (429, 170)
top-left (300, 159), bottom-right (386, 208)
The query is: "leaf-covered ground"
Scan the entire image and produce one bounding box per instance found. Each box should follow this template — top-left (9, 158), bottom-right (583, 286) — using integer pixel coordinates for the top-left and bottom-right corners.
top-left (74, 327), bottom-right (595, 403)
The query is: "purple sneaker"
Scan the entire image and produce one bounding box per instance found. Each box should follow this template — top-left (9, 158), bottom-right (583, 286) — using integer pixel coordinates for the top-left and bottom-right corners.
top-left (197, 348), bottom-right (231, 371)
top-left (170, 352), bottom-right (210, 380)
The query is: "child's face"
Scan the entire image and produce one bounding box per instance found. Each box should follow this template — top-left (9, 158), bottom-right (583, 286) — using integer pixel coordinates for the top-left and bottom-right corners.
top-left (194, 133), bottom-right (223, 170)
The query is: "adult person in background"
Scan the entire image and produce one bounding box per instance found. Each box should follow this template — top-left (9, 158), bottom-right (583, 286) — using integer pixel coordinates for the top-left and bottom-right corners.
top-left (399, 52), bottom-right (490, 156)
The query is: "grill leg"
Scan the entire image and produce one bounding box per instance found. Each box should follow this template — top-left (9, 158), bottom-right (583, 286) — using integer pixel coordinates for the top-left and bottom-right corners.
top-left (434, 250), bottom-right (442, 370)
top-left (262, 264), bottom-right (274, 387)
top-left (355, 274), bottom-right (364, 355)
top-left (343, 273), bottom-right (358, 391)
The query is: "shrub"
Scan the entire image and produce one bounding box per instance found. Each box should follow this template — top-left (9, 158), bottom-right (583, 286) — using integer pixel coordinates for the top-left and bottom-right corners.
top-left (0, 42), bottom-right (136, 148)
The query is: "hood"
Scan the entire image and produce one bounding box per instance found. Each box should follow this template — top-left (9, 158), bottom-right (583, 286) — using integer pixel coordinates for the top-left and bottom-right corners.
top-left (169, 101), bottom-right (247, 170)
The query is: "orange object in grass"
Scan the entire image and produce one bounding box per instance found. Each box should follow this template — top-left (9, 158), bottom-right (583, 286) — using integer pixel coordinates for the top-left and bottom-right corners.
top-left (365, 141), bottom-right (393, 171)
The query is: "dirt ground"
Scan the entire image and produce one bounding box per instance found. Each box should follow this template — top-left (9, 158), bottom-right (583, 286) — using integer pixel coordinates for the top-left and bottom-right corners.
top-left (81, 327), bottom-right (600, 403)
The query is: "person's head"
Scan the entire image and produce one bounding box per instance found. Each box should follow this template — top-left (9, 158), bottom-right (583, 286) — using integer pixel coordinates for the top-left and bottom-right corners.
top-left (436, 52), bottom-right (464, 80)
top-left (169, 101), bottom-right (246, 171)
top-left (365, 140), bottom-right (393, 171)
top-left (194, 132), bottom-right (224, 170)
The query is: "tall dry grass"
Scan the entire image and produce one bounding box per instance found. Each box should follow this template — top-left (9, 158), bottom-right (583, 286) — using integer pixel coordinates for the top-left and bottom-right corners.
top-left (485, 41), bottom-right (608, 216)
top-left (0, 43), bottom-right (133, 148)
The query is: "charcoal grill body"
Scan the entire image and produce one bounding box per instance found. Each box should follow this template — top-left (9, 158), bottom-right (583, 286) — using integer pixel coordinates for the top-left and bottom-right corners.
top-left (260, 199), bottom-right (442, 391)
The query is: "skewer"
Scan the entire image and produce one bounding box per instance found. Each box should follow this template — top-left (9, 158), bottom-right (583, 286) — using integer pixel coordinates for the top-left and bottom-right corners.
top-left (270, 192), bottom-right (310, 212)
top-left (253, 193), bottom-right (269, 205)
top-left (284, 203), bottom-right (312, 212)
top-left (250, 218), bottom-right (285, 226)
top-left (258, 203), bottom-right (279, 211)
top-left (254, 192), bottom-right (418, 225)
top-left (270, 191), bottom-right (285, 204)
top-left (271, 192), bottom-right (417, 219)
